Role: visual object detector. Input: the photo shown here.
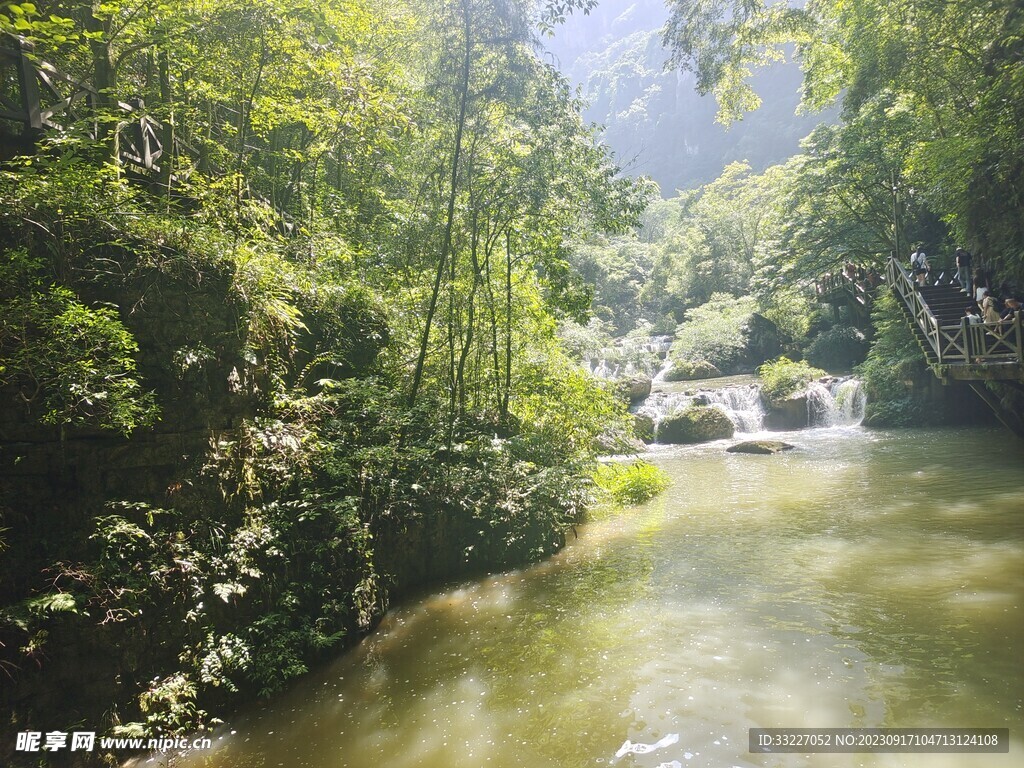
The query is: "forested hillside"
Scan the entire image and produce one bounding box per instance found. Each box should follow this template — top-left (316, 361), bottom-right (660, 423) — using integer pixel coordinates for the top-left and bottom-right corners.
top-left (558, 0), bottom-right (1022, 425)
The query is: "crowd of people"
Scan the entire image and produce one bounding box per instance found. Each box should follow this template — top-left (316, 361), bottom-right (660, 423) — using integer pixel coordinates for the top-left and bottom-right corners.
top-left (908, 243), bottom-right (1021, 328)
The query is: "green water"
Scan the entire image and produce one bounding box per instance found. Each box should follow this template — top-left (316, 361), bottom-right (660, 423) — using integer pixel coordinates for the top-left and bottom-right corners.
top-left (169, 426), bottom-right (1023, 768)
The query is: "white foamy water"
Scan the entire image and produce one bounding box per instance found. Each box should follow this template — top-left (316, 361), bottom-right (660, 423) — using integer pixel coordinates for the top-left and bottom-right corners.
top-left (637, 376), bottom-right (866, 437)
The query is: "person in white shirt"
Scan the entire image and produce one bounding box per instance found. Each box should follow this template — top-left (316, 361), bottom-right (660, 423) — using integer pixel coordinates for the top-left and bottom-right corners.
top-left (910, 245), bottom-right (930, 286)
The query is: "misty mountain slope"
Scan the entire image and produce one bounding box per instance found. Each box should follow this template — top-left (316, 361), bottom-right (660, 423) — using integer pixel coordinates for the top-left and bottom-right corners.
top-left (544, 0), bottom-right (833, 193)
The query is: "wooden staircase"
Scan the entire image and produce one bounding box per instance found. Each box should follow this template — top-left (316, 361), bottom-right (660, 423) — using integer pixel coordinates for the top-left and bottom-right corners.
top-left (885, 257), bottom-right (1023, 382)
top-left (897, 283), bottom-right (971, 366)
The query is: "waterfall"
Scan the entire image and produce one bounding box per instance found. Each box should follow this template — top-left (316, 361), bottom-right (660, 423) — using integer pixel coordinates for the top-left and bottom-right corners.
top-left (581, 335), bottom-right (675, 380)
top-left (636, 376), bottom-right (866, 439)
top-left (636, 383), bottom-right (765, 434)
top-left (806, 378), bottom-right (867, 427)
top-left (704, 386), bottom-right (765, 433)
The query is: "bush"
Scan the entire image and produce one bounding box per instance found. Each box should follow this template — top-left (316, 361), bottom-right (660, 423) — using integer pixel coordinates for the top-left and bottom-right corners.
top-left (0, 250), bottom-right (159, 434)
top-left (758, 357), bottom-right (827, 404)
top-left (663, 358), bottom-right (721, 381)
top-left (857, 293), bottom-right (930, 424)
top-left (657, 406), bottom-right (735, 443)
top-left (805, 325), bottom-right (869, 371)
top-left (593, 460), bottom-right (670, 505)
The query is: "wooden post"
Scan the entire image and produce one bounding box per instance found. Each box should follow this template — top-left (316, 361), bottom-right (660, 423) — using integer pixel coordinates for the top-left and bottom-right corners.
top-left (16, 38), bottom-right (42, 131)
top-left (962, 316), bottom-right (974, 362)
top-left (1016, 312), bottom-right (1022, 366)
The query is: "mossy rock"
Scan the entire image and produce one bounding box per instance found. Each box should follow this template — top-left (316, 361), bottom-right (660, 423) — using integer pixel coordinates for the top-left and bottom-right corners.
top-left (657, 406), bottom-right (734, 444)
top-left (663, 359), bottom-right (721, 382)
top-left (762, 392), bottom-right (809, 430)
top-left (633, 413), bottom-right (655, 444)
top-left (726, 440), bottom-right (794, 455)
top-left (617, 377), bottom-right (652, 404)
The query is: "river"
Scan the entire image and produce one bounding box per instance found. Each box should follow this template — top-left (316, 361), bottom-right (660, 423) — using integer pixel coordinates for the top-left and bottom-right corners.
top-left (163, 424), bottom-right (1023, 768)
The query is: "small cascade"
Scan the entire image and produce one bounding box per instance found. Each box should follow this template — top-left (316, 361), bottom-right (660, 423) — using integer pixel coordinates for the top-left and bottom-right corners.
top-left (652, 358), bottom-right (673, 382)
top-left (635, 376), bottom-right (867, 440)
top-left (636, 383), bottom-right (765, 434)
top-left (704, 385), bottom-right (765, 433)
top-left (581, 335), bottom-right (675, 380)
top-left (806, 377), bottom-right (867, 427)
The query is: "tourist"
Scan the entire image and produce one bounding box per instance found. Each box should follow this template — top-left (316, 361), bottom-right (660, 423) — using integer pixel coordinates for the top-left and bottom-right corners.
top-left (965, 305), bottom-right (982, 325)
top-left (910, 244), bottom-right (930, 287)
top-left (974, 268), bottom-right (990, 304)
top-left (980, 289), bottom-right (1001, 324)
top-left (1001, 297), bottom-right (1022, 323)
top-left (954, 247), bottom-right (973, 296)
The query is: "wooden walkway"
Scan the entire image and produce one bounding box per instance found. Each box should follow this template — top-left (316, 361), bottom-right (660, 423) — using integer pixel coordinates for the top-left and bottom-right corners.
top-left (884, 257), bottom-right (1024, 383)
top-left (1, 33), bottom-right (294, 233)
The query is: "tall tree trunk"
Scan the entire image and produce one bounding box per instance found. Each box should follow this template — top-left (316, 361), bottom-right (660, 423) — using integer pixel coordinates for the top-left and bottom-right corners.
top-left (456, 208), bottom-right (483, 415)
top-left (408, 0), bottom-right (473, 410)
top-left (83, 2), bottom-right (115, 153)
top-left (501, 230), bottom-right (513, 420)
top-left (157, 47), bottom-right (174, 202)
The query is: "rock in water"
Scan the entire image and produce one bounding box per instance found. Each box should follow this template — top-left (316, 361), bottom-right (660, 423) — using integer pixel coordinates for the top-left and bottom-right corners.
top-left (727, 440), bottom-right (794, 454)
top-left (617, 376), bottom-right (652, 404)
top-left (657, 406), bottom-right (734, 444)
top-left (633, 413), bottom-right (656, 444)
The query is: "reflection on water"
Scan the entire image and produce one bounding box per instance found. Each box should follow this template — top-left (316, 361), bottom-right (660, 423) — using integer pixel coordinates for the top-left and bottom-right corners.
top-left (163, 427), bottom-right (1024, 768)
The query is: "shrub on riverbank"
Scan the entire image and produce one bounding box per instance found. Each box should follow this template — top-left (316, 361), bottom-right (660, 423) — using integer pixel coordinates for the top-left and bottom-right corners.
top-left (594, 460), bottom-right (671, 504)
top-left (858, 293), bottom-right (930, 426)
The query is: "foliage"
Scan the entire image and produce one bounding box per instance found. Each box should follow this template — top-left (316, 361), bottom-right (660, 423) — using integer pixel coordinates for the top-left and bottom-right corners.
top-left (670, 293), bottom-right (757, 371)
top-left (0, 250), bottom-right (159, 434)
top-left (0, 0), bottom-right (648, 750)
top-left (593, 460), bottom-right (670, 505)
top-left (857, 292), bottom-right (929, 426)
top-left (663, 0), bottom-right (1024, 285)
top-left (757, 356), bottom-right (826, 404)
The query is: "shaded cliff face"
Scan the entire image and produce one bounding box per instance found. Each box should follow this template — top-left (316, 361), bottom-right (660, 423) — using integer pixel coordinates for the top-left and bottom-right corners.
top-left (544, 0), bottom-right (834, 192)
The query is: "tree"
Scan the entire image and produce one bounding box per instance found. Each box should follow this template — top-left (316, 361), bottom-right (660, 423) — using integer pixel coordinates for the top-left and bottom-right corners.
top-left (663, 0), bottom-right (1024, 282)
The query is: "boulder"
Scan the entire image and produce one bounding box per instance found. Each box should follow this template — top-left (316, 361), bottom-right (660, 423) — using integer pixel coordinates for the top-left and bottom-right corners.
top-left (623, 377), bottom-right (652, 404)
top-left (763, 393), bottom-right (808, 430)
top-left (657, 406), bottom-right (735, 444)
top-left (727, 440), bottom-right (794, 455)
top-left (633, 413), bottom-right (655, 444)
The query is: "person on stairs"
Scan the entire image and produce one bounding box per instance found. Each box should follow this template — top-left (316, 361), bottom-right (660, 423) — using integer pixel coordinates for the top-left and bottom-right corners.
top-left (980, 289), bottom-right (1001, 324)
top-left (910, 244), bottom-right (930, 287)
top-left (954, 247), bottom-right (973, 296)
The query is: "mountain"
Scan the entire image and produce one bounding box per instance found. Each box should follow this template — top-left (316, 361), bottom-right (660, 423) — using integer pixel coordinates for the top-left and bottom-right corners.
top-left (543, 0), bottom-right (833, 193)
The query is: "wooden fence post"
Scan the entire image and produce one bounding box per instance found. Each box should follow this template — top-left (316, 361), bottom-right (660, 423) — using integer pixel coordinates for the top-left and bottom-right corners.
top-left (15, 38), bottom-right (42, 131)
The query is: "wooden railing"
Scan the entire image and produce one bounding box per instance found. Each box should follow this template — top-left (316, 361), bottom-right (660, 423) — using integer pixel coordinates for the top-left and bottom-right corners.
top-left (886, 256), bottom-right (1023, 367)
top-left (2, 34), bottom-right (294, 233)
top-left (814, 266), bottom-right (883, 306)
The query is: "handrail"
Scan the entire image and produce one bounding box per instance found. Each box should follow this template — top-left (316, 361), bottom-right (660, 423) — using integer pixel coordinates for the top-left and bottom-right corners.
top-left (814, 266), bottom-right (884, 301)
top-left (886, 256), bottom-right (1023, 367)
top-left (2, 34), bottom-right (296, 235)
